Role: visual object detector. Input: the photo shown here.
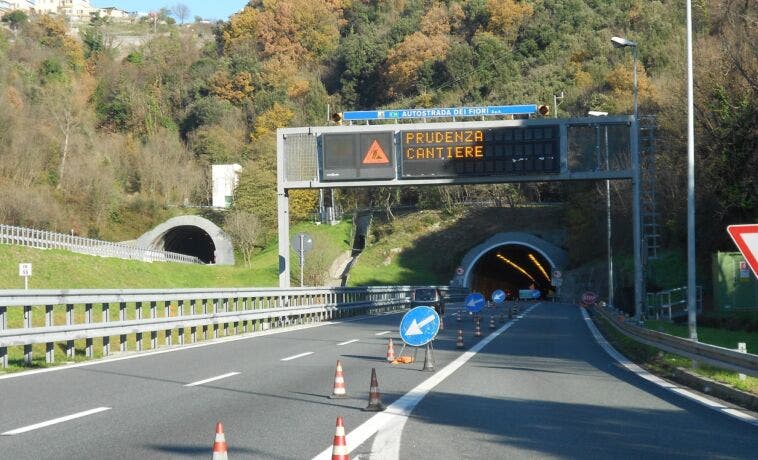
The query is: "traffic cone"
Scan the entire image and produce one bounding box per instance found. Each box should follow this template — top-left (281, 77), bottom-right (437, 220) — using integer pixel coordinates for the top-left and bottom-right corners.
top-left (331, 416), bottom-right (349, 460)
top-left (211, 422), bottom-right (228, 460)
top-left (329, 360), bottom-right (347, 399)
top-left (474, 321), bottom-right (482, 337)
top-left (386, 337), bottom-right (395, 362)
top-left (489, 316), bottom-right (495, 330)
top-left (499, 312), bottom-right (505, 323)
top-left (456, 329), bottom-right (464, 349)
top-left (422, 344), bottom-right (435, 372)
top-left (439, 317), bottom-right (444, 331)
top-left (363, 368), bottom-right (385, 411)
top-left (456, 311), bottom-right (461, 322)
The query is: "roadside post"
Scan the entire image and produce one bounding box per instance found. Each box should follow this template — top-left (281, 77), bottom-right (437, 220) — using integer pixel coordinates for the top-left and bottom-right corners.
top-left (290, 233), bottom-right (313, 287)
top-left (738, 342), bottom-right (747, 380)
top-left (19, 263), bottom-right (32, 290)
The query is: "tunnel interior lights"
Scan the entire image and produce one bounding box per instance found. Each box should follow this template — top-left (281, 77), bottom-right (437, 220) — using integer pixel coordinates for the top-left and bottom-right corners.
top-left (496, 253), bottom-right (537, 283)
top-left (528, 253), bottom-right (551, 282)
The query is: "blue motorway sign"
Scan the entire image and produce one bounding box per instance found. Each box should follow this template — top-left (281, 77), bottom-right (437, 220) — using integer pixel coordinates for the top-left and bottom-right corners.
top-left (464, 293), bottom-right (486, 313)
top-left (342, 105), bottom-right (539, 121)
top-left (519, 289), bottom-right (541, 300)
top-left (491, 289), bottom-right (506, 304)
top-left (399, 306), bottom-right (440, 347)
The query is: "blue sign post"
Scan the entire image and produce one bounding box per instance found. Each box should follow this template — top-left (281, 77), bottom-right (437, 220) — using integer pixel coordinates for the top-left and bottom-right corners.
top-left (491, 289), bottom-right (506, 304)
top-left (464, 293), bottom-right (486, 313)
top-left (342, 105), bottom-right (539, 122)
top-left (399, 306), bottom-right (440, 347)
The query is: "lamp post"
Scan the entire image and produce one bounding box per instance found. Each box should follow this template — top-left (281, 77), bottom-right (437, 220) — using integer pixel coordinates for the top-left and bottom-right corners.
top-left (589, 111), bottom-right (613, 309)
top-left (685, 0), bottom-right (697, 340)
top-left (611, 36), bottom-right (642, 322)
top-left (611, 36), bottom-right (638, 118)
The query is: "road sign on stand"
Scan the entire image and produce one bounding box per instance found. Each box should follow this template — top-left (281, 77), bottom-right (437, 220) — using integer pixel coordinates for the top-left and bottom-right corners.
top-left (399, 306), bottom-right (440, 347)
top-left (491, 290), bottom-right (506, 304)
top-left (727, 224), bottom-right (758, 278)
top-left (464, 293), bottom-right (485, 313)
top-left (581, 291), bottom-right (598, 305)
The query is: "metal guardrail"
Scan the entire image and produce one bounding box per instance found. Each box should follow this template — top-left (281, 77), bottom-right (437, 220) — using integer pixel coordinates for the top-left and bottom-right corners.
top-left (0, 286), bottom-right (468, 369)
top-left (594, 304), bottom-right (758, 377)
top-left (0, 224), bottom-right (201, 264)
top-left (646, 285), bottom-right (703, 320)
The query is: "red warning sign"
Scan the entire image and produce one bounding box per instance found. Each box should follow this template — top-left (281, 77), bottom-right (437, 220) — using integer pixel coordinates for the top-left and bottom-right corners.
top-left (362, 140), bottom-right (390, 164)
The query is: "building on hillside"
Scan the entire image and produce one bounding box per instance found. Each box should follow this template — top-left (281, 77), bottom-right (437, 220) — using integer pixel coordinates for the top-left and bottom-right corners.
top-left (32, 0), bottom-right (59, 14)
top-left (59, 0), bottom-right (94, 21)
top-left (212, 164), bottom-right (243, 208)
top-left (98, 6), bottom-right (133, 20)
top-left (0, 0), bottom-right (34, 13)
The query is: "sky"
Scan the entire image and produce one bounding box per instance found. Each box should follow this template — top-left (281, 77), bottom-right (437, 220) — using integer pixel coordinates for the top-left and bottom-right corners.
top-left (90, 1), bottom-right (249, 21)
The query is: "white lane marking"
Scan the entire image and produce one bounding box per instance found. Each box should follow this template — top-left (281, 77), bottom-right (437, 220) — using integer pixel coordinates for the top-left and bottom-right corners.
top-left (2, 407), bottom-right (111, 435)
top-left (184, 372), bottom-right (240, 387)
top-left (281, 352), bottom-right (314, 361)
top-left (337, 339), bottom-right (360, 346)
top-left (312, 303), bottom-right (540, 460)
top-left (374, 331), bottom-right (391, 336)
top-left (581, 308), bottom-right (758, 426)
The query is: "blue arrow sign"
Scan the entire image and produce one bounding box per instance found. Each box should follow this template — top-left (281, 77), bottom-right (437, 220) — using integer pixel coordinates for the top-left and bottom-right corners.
top-left (491, 289), bottom-right (506, 304)
top-left (464, 293), bottom-right (486, 313)
top-left (399, 306), bottom-right (440, 347)
top-left (342, 105), bottom-right (539, 121)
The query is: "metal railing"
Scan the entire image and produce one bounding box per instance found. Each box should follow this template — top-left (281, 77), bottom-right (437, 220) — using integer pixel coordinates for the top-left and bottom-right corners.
top-left (595, 304), bottom-right (757, 377)
top-left (0, 286), bottom-right (467, 368)
top-left (646, 285), bottom-right (703, 320)
top-left (0, 224), bottom-right (201, 264)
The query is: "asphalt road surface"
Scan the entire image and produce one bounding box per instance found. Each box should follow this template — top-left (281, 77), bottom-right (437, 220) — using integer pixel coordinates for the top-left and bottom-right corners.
top-left (0, 301), bottom-right (755, 459)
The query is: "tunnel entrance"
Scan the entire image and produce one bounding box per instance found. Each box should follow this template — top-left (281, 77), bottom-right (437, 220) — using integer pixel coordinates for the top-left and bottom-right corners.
top-left (162, 226), bottom-right (217, 263)
top-left (469, 244), bottom-right (554, 300)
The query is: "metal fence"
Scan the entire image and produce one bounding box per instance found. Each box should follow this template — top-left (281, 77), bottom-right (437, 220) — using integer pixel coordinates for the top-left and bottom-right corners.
top-left (0, 286), bottom-right (467, 368)
top-left (0, 224), bottom-right (201, 264)
top-left (645, 286), bottom-right (703, 320)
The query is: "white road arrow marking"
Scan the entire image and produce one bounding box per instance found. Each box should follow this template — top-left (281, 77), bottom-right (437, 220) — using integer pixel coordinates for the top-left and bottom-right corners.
top-left (405, 315), bottom-right (435, 336)
top-left (466, 299), bottom-right (477, 307)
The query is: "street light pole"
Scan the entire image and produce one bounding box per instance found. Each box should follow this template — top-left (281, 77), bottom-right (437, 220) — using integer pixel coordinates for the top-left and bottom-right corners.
top-left (686, 0), bottom-right (698, 341)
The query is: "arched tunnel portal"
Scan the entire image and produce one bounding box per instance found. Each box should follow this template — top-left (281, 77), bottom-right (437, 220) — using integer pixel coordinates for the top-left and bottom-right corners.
top-left (136, 216), bottom-right (235, 265)
top-left (455, 232), bottom-right (569, 300)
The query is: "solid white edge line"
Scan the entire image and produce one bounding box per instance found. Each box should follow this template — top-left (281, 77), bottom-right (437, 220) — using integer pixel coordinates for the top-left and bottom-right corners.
top-left (281, 351), bottom-right (314, 362)
top-left (374, 331), bottom-right (391, 336)
top-left (580, 308), bottom-right (758, 426)
top-left (2, 407), bottom-right (111, 435)
top-left (184, 371), bottom-right (240, 387)
top-left (312, 303), bottom-right (541, 460)
top-left (337, 339), bottom-right (360, 346)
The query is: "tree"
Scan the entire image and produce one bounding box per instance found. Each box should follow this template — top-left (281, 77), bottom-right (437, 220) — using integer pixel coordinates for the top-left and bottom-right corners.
top-left (1, 10), bottom-right (27, 37)
top-left (224, 210), bottom-right (262, 267)
top-left (172, 3), bottom-right (190, 25)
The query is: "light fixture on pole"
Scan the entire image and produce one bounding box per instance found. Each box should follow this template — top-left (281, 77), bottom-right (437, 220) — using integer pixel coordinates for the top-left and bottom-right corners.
top-left (589, 111), bottom-right (613, 309)
top-left (611, 36), bottom-right (638, 118)
top-left (685, 0), bottom-right (697, 340)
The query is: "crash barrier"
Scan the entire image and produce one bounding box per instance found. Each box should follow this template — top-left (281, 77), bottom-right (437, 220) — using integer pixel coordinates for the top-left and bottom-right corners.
top-left (0, 224), bottom-right (201, 264)
top-left (0, 286), bottom-right (467, 368)
top-left (593, 303), bottom-right (758, 377)
top-left (645, 285), bottom-right (703, 320)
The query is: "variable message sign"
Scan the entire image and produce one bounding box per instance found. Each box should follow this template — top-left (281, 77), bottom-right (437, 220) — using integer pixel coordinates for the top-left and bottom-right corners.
top-left (400, 126), bottom-right (559, 178)
top-left (321, 132), bottom-right (395, 181)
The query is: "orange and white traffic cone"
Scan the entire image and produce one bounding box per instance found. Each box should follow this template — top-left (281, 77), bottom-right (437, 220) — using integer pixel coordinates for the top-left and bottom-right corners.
top-left (211, 422), bottom-right (228, 460)
top-left (331, 416), bottom-right (349, 460)
top-left (456, 311), bottom-right (461, 322)
top-left (329, 360), bottom-right (348, 399)
top-left (386, 337), bottom-right (395, 362)
top-left (474, 321), bottom-right (482, 337)
top-left (489, 316), bottom-right (495, 330)
top-left (439, 317), bottom-right (444, 331)
top-left (363, 368), bottom-right (385, 411)
top-left (456, 329), bottom-right (464, 349)
top-left (499, 312), bottom-right (505, 323)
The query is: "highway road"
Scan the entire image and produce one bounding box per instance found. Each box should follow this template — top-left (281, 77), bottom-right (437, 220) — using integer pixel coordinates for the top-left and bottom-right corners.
top-left (0, 302), bottom-right (755, 459)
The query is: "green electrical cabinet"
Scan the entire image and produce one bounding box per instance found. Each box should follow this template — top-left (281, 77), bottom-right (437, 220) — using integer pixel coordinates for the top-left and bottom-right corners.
top-left (712, 252), bottom-right (758, 311)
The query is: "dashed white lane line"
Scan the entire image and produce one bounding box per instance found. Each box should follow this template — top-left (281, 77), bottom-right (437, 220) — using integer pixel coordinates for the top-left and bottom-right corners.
top-left (184, 372), bottom-right (240, 387)
top-left (2, 407), bottom-right (111, 435)
top-left (581, 308), bottom-right (758, 426)
top-left (312, 303), bottom-right (540, 460)
top-left (281, 352), bottom-right (314, 362)
top-left (338, 339), bottom-right (360, 346)
top-left (374, 331), bottom-right (391, 336)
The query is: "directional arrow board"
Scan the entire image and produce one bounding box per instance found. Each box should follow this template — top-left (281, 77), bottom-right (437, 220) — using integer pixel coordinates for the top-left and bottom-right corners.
top-left (464, 292), bottom-right (486, 313)
top-left (491, 289), bottom-right (506, 304)
top-left (399, 306), bottom-right (440, 347)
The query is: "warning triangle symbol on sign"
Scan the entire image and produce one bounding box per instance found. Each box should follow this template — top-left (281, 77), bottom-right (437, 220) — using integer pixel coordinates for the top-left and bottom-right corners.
top-left (362, 140), bottom-right (390, 165)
